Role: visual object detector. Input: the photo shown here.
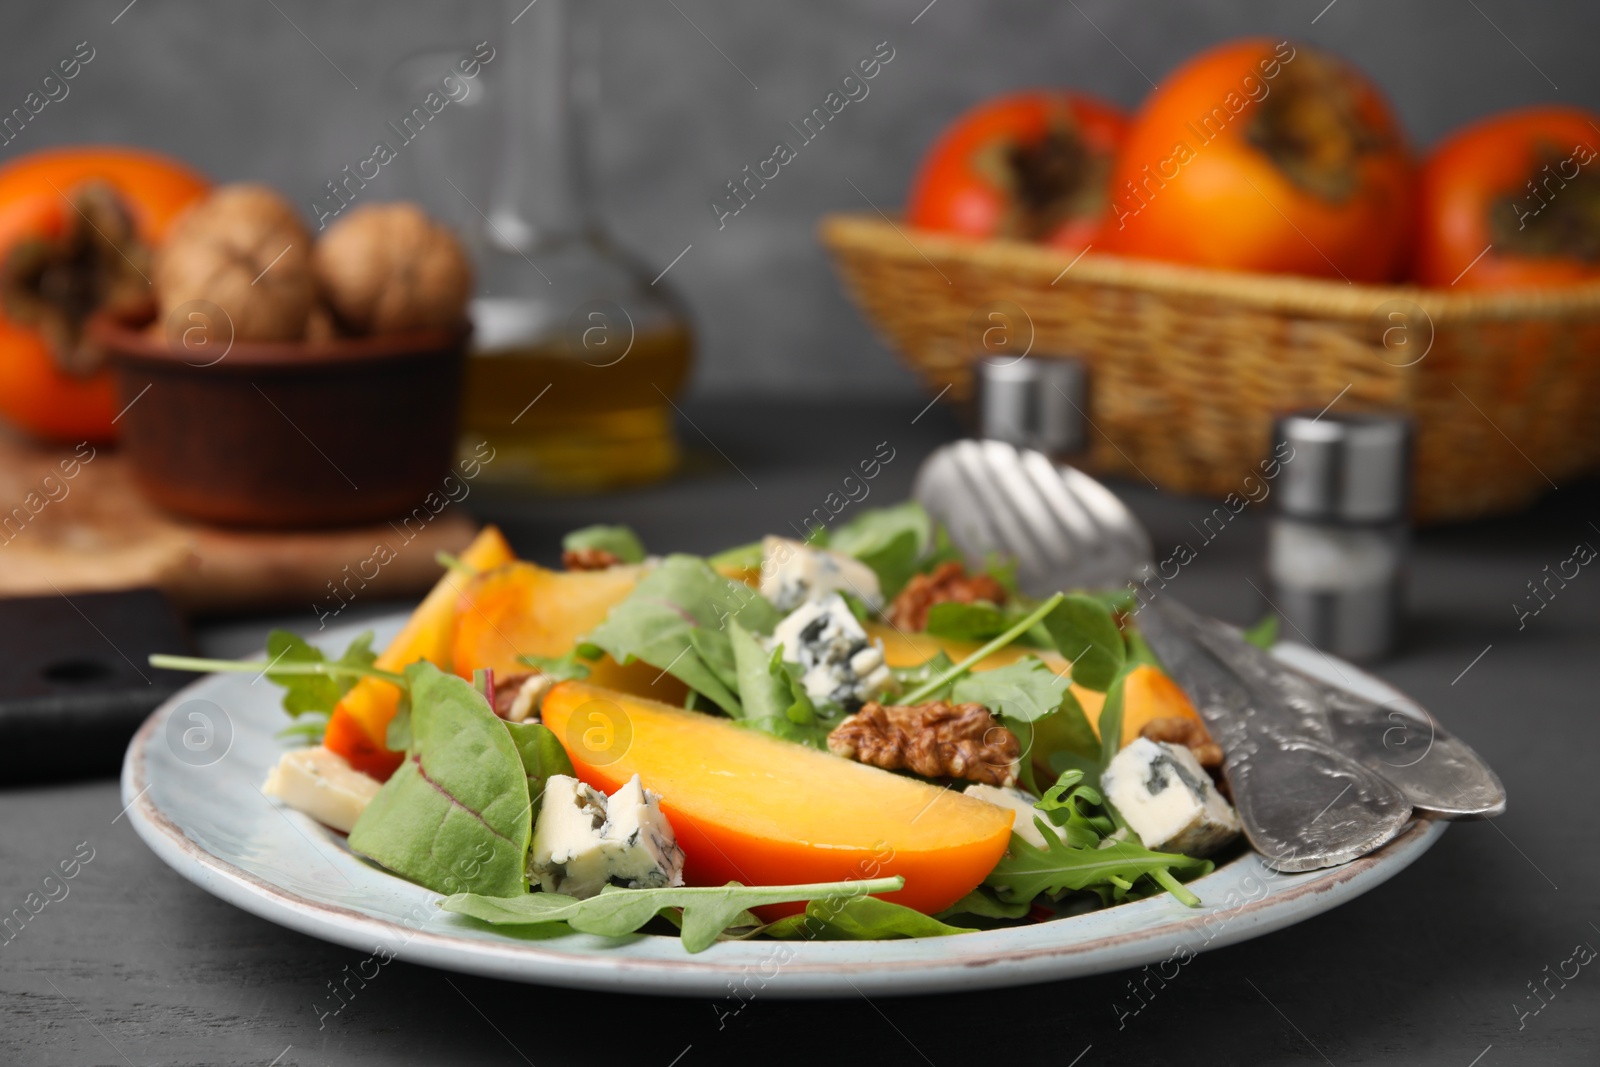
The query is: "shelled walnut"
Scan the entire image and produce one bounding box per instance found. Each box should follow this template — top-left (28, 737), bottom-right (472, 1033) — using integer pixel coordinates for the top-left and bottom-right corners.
top-left (563, 547), bottom-right (623, 571)
top-left (888, 561), bottom-right (1009, 631)
top-left (827, 700), bottom-right (1020, 786)
top-left (491, 671), bottom-right (555, 723)
top-left (313, 202), bottom-right (472, 335)
top-left (153, 183), bottom-right (315, 342)
top-left (1139, 715), bottom-right (1223, 770)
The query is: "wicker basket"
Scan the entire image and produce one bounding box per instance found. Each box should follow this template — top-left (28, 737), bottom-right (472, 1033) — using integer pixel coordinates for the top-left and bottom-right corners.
top-left (822, 213), bottom-right (1600, 523)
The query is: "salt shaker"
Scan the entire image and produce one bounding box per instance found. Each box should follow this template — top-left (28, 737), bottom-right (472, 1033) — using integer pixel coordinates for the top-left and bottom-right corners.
top-left (1267, 411), bottom-right (1413, 662)
top-left (976, 356), bottom-right (1087, 458)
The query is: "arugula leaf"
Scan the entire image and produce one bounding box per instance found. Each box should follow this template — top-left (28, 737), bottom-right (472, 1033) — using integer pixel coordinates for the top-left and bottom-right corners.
top-left (936, 888), bottom-right (1032, 922)
top-left (585, 555), bottom-right (780, 714)
top-left (923, 600), bottom-right (1012, 642)
top-left (515, 651), bottom-right (592, 682)
top-left (1087, 588), bottom-right (1138, 616)
top-left (827, 502), bottom-right (933, 598)
top-left (838, 591), bottom-right (874, 623)
top-left (762, 895), bottom-right (975, 941)
top-left (562, 524), bottom-right (646, 563)
top-left (688, 627), bottom-right (740, 695)
top-left (927, 523), bottom-right (965, 570)
top-left (728, 621), bottom-right (830, 747)
top-left (504, 720), bottom-right (574, 825)
top-left (1242, 614), bottom-right (1280, 649)
top-left (707, 541), bottom-right (762, 574)
top-left (901, 594), bottom-right (1065, 704)
top-left (441, 877), bottom-right (905, 954)
top-left (348, 663), bottom-right (532, 898)
top-left (1096, 670), bottom-right (1129, 775)
top-left (265, 629), bottom-right (377, 719)
top-left (984, 826), bottom-right (1209, 905)
top-left (1035, 769), bottom-right (1115, 842)
top-left (1030, 691), bottom-right (1103, 777)
top-left (1040, 595), bottom-right (1125, 691)
top-left (1124, 627), bottom-right (1160, 668)
top-left (952, 657), bottom-right (1072, 723)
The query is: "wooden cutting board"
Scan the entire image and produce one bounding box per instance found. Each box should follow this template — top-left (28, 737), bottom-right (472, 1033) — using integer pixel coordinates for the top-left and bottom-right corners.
top-left (0, 430), bottom-right (476, 614)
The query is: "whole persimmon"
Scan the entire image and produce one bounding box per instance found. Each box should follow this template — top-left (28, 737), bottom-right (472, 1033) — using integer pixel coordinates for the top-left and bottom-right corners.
top-left (1101, 39), bottom-right (1416, 283)
top-left (907, 90), bottom-right (1129, 250)
top-left (1415, 105), bottom-right (1600, 289)
top-left (0, 147), bottom-right (208, 442)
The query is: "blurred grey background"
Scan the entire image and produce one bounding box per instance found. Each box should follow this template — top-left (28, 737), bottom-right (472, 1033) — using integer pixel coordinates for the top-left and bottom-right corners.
top-left (1, 0), bottom-right (1594, 398)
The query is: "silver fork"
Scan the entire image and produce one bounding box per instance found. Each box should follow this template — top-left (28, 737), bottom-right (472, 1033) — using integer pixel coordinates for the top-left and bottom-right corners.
top-left (914, 439), bottom-right (1504, 872)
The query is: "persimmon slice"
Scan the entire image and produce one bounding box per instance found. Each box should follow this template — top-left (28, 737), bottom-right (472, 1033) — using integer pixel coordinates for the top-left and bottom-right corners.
top-left (323, 525), bottom-right (516, 779)
top-left (450, 561), bottom-right (687, 704)
top-left (541, 681), bottom-right (1014, 916)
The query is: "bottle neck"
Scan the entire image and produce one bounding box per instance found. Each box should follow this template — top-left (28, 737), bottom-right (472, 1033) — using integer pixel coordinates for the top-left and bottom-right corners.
top-left (488, 0), bottom-right (597, 251)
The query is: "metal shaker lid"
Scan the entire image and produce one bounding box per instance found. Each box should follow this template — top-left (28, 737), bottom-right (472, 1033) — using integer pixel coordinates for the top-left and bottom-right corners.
top-left (976, 356), bottom-right (1087, 457)
top-left (1273, 411), bottom-right (1412, 523)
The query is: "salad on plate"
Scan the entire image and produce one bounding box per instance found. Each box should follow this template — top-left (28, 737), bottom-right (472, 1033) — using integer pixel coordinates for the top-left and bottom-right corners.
top-left (156, 503), bottom-right (1260, 953)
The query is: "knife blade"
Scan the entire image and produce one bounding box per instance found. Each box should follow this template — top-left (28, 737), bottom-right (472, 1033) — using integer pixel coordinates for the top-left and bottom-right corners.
top-left (1138, 598), bottom-right (1413, 872)
top-left (1169, 609), bottom-right (1506, 819)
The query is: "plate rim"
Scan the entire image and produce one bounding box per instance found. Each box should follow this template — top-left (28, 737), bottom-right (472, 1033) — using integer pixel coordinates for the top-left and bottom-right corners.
top-left (122, 620), bottom-right (1450, 998)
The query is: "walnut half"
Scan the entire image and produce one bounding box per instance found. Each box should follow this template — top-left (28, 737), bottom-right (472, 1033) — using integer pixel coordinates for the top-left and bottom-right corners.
top-left (1139, 715), bottom-right (1223, 770)
top-left (490, 671), bottom-right (555, 723)
top-left (827, 701), bottom-right (1021, 786)
top-left (563, 547), bottom-right (623, 571)
top-left (888, 561), bottom-right (1009, 632)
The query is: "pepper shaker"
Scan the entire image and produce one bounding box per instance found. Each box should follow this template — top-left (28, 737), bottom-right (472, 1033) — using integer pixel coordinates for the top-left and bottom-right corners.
top-left (1267, 411), bottom-right (1413, 662)
top-left (975, 356), bottom-right (1087, 459)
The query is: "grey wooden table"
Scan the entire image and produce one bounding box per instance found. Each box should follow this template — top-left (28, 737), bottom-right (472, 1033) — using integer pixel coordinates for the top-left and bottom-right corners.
top-left (3, 402), bottom-right (1597, 1066)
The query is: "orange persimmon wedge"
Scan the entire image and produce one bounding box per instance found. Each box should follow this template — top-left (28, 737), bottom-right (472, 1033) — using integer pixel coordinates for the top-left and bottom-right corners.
top-left (1101, 664), bottom-right (1204, 745)
top-left (451, 561), bottom-right (687, 705)
top-left (541, 681), bottom-right (1015, 917)
top-left (323, 525), bottom-right (516, 779)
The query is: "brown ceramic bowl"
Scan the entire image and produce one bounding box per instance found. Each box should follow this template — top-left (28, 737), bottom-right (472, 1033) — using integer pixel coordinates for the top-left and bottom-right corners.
top-left (93, 315), bottom-right (467, 529)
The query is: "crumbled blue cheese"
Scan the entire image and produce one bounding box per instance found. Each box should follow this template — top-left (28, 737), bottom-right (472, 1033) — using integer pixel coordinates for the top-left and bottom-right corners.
top-left (770, 593), bottom-right (893, 711)
top-left (964, 783), bottom-right (1051, 849)
top-left (759, 536), bottom-right (883, 613)
top-left (1100, 738), bottom-right (1241, 856)
top-left (528, 774), bottom-right (687, 898)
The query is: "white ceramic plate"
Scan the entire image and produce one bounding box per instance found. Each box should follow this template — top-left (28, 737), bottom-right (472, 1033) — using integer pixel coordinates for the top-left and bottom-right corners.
top-left (123, 617), bottom-right (1447, 998)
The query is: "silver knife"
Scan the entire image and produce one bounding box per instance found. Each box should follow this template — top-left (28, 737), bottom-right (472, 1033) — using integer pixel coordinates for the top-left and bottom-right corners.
top-left (1139, 598), bottom-right (1414, 872)
top-left (1190, 627), bottom-right (1508, 819)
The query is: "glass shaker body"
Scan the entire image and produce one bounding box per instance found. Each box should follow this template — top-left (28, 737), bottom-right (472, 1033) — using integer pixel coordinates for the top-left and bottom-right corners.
top-left (1266, 412), bottom-right (1412, 662)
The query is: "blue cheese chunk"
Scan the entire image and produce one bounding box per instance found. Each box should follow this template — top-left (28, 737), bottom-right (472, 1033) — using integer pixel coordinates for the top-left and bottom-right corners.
top-left (759, 536), bottom-right (882, 613)
top-left (529, 774), bottom-right (686, 898)
top-left (1100, 738), bottom-right (1241, 857)
top-left (964, 783), bottom-right (1051, 849)
top-left (597, 775), bottom-right (687, 891)
top-left (770, 593), bottom-right (893, 711)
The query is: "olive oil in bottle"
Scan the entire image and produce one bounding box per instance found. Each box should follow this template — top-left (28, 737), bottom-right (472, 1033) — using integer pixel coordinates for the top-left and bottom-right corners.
top-left (456, 0), bottom-right (694, 491)
top-left (462, 314), bottom-right (692, 490)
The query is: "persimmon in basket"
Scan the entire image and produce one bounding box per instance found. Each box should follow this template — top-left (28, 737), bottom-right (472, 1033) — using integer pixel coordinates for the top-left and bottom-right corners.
top-left (0, 147), bottom-right (208, 442)
top-left (907, 90), bottom-right (1129, 251)
top-left (1415, 105), bottom-right (1600, 289)
top-left (1101, 39), bottom-right (1416, 283)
